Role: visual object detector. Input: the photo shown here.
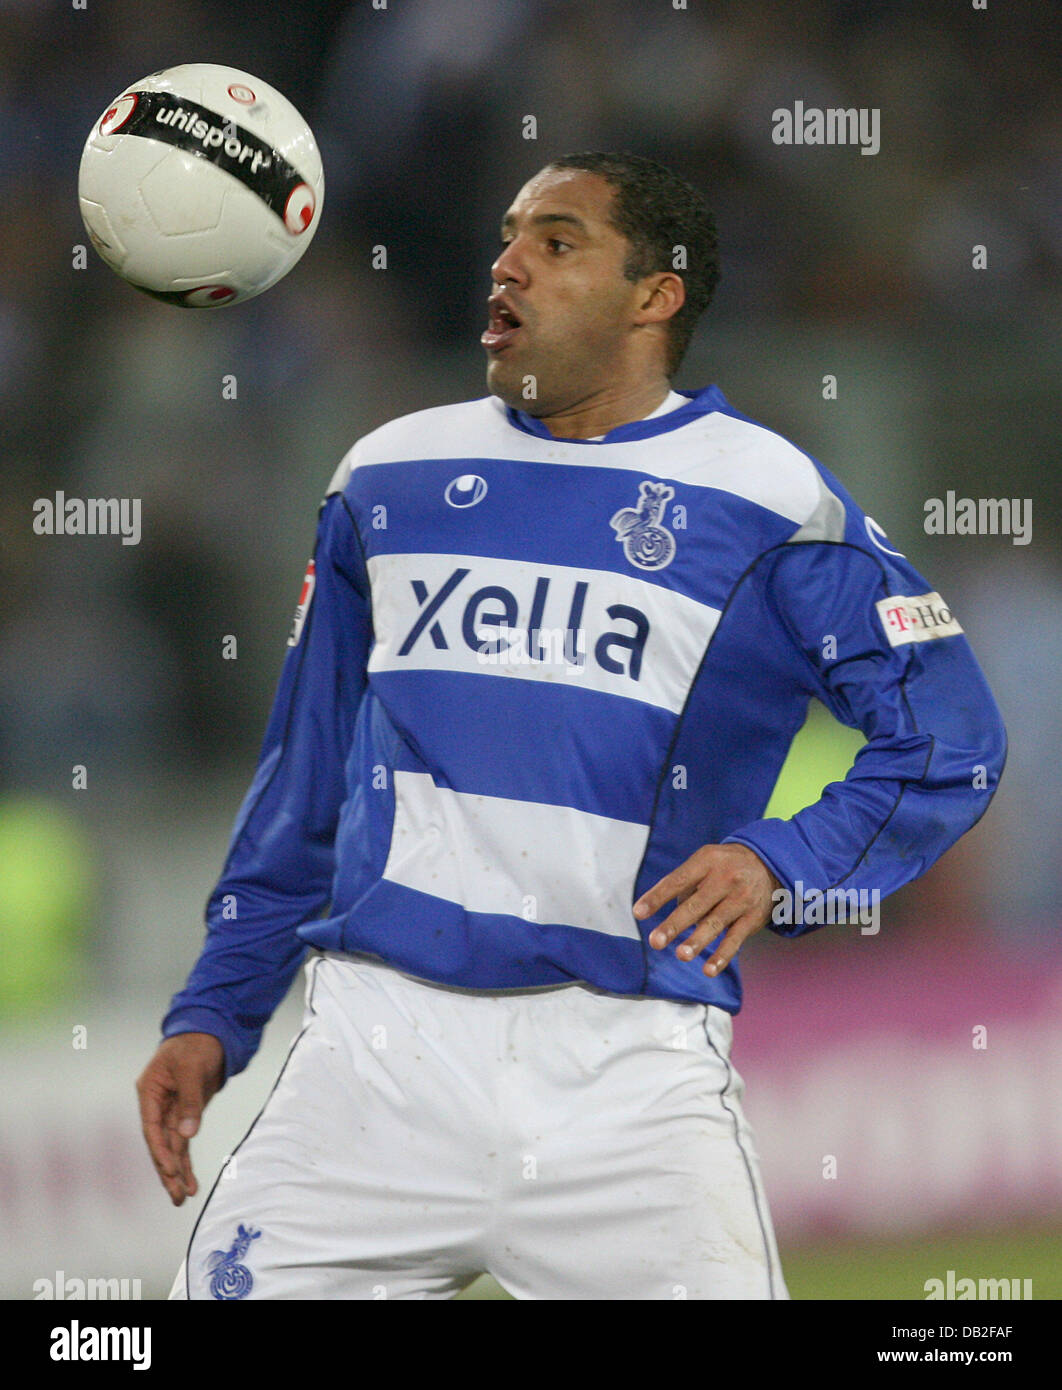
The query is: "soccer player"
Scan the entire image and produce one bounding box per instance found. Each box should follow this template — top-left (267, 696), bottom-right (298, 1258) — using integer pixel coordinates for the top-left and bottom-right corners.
top-left (137, 152), bottom-right (1006, 1300)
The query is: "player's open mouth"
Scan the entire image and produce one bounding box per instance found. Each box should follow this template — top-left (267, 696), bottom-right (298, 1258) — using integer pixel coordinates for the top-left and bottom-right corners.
top-left (482, 295), bottom-right (523, 351)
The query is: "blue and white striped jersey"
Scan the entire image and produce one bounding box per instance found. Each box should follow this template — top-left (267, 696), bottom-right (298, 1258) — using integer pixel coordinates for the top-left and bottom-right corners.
top-left (164, 385), bottom-right (1006, 1078)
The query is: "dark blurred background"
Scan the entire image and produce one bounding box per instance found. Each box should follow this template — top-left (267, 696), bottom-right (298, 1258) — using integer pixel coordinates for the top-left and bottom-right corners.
top-left (1, 0), bottom-right (1059, 1300)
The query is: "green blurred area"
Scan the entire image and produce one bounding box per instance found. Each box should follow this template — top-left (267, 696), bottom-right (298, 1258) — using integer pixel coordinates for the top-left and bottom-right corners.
top-left (455, 1225), bottom-right (1062, 1299)
top-left (781, 1225), bottom-right (1062, 1301)
top-left (0, 794), bottom-right (95, 1015)
top-left (763, 701), bottom-right (866, 822)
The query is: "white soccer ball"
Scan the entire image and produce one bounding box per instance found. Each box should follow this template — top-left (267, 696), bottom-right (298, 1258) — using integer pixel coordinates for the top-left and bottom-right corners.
top-left (78, 63), bottom-right (324, 307)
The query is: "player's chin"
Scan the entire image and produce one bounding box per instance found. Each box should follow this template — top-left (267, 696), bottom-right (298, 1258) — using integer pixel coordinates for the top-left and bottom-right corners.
top-left (485, 354), bottom-right (530, 408)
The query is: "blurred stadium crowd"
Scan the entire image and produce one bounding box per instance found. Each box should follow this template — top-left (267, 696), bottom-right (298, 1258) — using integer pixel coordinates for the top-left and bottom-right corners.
top-left (0, 0), bottom-right (1059, 1013)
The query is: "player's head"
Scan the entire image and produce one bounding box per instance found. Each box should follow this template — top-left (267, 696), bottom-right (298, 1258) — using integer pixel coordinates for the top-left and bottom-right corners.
top-left (483, 151), bottom-right (719, 415)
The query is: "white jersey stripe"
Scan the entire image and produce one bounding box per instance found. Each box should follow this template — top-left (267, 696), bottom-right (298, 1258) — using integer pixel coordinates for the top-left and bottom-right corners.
top-left (331, 396), bottom-right (824, 526)
top-left (366, 551), bottom-right (721, 714)
top-left (380, 770), bottom-right (647, 941)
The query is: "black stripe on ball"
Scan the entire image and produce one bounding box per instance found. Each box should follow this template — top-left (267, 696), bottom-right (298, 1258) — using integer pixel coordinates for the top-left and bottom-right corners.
top-left (113, 90), bottom-right (313, 230)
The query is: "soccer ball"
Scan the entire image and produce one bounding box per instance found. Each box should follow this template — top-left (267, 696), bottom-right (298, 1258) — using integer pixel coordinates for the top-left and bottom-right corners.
top-left (78, 63), bottom-right (324, 307)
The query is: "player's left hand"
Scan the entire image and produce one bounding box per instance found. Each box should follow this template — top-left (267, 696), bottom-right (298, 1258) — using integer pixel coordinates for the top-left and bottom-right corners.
top-left (633, 843), bottom-right (781, 976)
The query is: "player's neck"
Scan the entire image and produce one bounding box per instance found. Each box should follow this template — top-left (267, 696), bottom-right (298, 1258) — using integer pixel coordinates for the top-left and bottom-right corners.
top-left (537, 378), bottom-right (673, 440)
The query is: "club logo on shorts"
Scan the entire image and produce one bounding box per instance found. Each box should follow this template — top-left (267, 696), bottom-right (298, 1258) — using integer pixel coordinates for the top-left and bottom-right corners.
top-left (610, 481), bottom-right (677, 571)
top-left (207, 1222), bottom-right (262, 1300)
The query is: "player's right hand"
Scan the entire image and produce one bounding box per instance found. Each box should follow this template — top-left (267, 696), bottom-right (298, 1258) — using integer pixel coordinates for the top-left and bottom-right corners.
top-left (136, 1033), bottom-right (225, 1206)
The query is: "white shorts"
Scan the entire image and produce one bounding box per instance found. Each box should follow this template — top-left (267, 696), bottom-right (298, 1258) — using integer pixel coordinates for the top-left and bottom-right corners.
top-left (172, 951), bottom-right (787, 1300)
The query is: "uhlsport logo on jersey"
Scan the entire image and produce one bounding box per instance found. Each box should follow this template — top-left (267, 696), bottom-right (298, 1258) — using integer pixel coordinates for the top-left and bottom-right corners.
top-left (865, 516), bottom-right (905, 557)
top-left (445, 474), bottom-right (488, 508)
top-left (610, 481), bottom-right (676, 570)
top-left (207, 1223), bottom-right (262, 1300)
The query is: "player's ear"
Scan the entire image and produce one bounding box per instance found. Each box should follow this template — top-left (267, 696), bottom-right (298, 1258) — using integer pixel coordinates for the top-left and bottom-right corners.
top-left (633, 271), bottom-right (685, 327)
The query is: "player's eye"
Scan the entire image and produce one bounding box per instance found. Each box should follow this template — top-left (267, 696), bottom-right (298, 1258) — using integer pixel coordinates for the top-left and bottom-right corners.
top-left (547, 238), bottom-right (571, 254)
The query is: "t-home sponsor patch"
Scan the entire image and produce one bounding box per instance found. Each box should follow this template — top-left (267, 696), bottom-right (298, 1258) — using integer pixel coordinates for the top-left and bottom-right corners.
top-left (876, 591), bottom-right (963, 647)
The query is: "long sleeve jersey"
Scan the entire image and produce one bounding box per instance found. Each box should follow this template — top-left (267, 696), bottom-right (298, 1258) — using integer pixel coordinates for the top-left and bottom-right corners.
top-left (163, 385), bottom-right (1007, 1078)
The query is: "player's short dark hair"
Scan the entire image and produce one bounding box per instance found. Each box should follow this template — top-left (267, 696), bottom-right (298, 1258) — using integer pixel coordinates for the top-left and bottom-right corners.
top-left (546, 151), bottom-right (720, 377)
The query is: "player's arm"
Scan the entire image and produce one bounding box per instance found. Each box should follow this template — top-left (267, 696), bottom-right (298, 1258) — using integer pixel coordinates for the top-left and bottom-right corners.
top-left (638, 537), bottom-right (1007, 973)
top-left (137, 481), bottom-right (371, 1201)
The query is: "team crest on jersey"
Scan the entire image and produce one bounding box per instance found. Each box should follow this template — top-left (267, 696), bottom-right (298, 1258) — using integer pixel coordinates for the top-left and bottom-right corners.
top-left (609, 481), bottom-right (676, 571)
top-left (287, 558), bottom-right (316, 646)
top-left (207, 1223), bottom-right (262, 1300)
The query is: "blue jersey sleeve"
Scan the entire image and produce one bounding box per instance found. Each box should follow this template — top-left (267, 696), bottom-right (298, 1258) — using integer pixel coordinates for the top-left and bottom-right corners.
top-left (161, 490), bottom-right (371, 1077)
top-left (723, 534), bottom-right (1007, 933)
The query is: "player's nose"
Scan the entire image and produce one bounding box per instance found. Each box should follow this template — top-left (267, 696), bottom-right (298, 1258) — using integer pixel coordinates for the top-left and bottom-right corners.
top-left (489, 237), bottom-right (529, 288)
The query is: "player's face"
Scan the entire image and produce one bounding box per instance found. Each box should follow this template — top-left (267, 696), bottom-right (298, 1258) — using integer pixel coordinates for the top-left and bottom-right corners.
top-left (483, 168), bottom-right (651, 416)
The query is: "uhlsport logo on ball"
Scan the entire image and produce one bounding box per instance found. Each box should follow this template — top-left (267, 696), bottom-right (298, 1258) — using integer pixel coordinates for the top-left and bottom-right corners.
top-left (78, 63), bottom-right (324, 307)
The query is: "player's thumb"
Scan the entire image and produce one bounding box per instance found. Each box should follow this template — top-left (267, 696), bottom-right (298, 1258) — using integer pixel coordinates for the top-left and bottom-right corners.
top-left (176, 1113), bottom-right (199, 1139)
top-left (173, 1067), bottom-right (209, 1139)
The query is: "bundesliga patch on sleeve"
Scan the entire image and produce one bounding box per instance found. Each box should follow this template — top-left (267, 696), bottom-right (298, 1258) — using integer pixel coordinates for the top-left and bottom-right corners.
top-left (287, 558), bottom-right (316, 646)
top-left (875, 591), bottom-right (963, 646)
